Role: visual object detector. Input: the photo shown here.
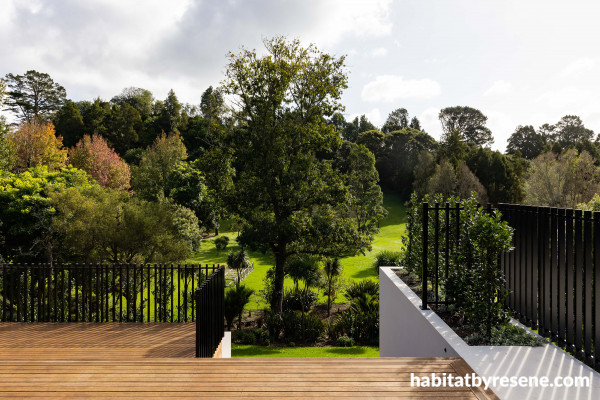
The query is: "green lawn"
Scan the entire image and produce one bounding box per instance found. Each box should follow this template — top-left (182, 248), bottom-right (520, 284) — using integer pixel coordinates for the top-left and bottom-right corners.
top-left (232, 344), bottom-right (379, 358)
top-left (187, 191), bottom-right (406, 309)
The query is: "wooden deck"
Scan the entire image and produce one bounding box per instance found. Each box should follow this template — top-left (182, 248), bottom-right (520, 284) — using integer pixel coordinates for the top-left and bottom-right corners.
top-left (0, 323), bottom-right (497, 399)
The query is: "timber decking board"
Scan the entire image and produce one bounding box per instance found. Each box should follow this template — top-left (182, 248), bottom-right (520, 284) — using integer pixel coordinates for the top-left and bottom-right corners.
top-left (0, 323), bottom-right (497, 399)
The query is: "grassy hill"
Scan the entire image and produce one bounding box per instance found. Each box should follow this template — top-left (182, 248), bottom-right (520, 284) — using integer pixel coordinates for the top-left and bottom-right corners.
top-left (187, 190), bottom-right (406, 310)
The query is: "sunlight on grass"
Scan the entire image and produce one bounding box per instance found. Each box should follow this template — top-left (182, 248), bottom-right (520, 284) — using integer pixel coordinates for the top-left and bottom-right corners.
top-left (187, 191), bottom-right (406, 309)
top-left (232, 344), bottom-right (379, 358)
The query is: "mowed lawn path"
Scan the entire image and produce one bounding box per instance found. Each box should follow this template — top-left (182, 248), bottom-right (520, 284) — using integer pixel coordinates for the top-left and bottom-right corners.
top-left (187, 191), bottom-right (406, 310)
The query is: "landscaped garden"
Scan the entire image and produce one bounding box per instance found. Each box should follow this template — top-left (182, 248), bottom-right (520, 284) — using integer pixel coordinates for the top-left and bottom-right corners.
top-left (187, 191), bottom-right (404, 357)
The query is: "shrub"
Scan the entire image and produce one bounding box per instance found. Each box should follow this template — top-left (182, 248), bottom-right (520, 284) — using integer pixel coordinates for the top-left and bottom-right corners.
top-left (344, 280), bottom-right (378, 301)
top-left (263, 309), bottom-right (283, 341)
top-left (214, 236), bottom-right (230, 251)
top-left (402, 192), bottom-right (514, 342)
top-left (282, 288), bottom-right (318, 312)
top-left (224, 284), bottom-right (254, 330)
top-left (281, 310), bottom-right (324, 344)
top-left (334, 308), bottom-right (379, 345)
top-left (373, 250), bottom-right (402, 269)
top-left (335, 279), bottom-right (380, 345)
top-left (336, 336), bottom-right (355, 347)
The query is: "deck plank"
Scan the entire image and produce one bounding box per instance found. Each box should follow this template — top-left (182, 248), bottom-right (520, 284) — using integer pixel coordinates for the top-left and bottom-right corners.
top-left (0, 323), bottom-right (496, 399)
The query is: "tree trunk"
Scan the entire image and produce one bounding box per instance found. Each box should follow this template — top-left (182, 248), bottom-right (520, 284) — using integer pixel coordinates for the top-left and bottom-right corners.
top-left (271, 249), bottom-right (287, 315)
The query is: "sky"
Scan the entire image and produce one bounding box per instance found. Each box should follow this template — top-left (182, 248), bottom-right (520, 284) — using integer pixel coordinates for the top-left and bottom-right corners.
top-left (1, 0), bottom-right (600, 151)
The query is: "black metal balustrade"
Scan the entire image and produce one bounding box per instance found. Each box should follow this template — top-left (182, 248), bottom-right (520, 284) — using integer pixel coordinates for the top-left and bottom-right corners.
top-left (498, 204), bottom-right (600, 369)
top-left (420, 201), bottom-right (600, 370)
top-left (0, 263), bottom-right (220, 322)
top-left (195, 265), bottom-right (225, 358)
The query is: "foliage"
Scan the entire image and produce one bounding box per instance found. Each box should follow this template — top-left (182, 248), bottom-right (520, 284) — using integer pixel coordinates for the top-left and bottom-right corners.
top-left (50, 185), bottom-right (201, 263)
top-left (506, 125), bottom-right (545, 159)
top-left (458, 203), bottom-right (512, 340)
top-left (281, 310), bottom-right (325, 344)
top-left (226, 248), bottom-right (252, 285)
top-left (334, 280), bottom-right (379, 345)
top-left (357, 127), bottom-right (438, 198)
top-left (381, 108), bottom-right (409, 133)
top-left (164, 161), bottom-right (207, 219)
top-left (282, 288), bottom-right (318, 312)
top-left (214, 236), bottom-right (230, 252)
top-left (465, 324), bottom-right (546, 346)
top-left (465, 147), bottom-right (525, 203)
top-left (0, 120), bottom-right (14, 171)
top-left (373, 250), bottom-right (402, 269)
top-left (9, 121), bottom-right (67, 172)
top-left (110, 87), bottom-right (154, 118)
top-left (524, 149), bottom-right (599, 208)
top-left (69, 134), bottom-right (131, 190)
top-left (321, 257), bottom-right (343, 317)
top-left (342, 115), bottom-right (377, 142)
top-left (344, 280), bottom-right (379, 300)
top-left (232, 328), bottom-right (270, 345)
top-left (223, 37), bottom-right (383, 314)
top-left (336, 336), bottom-right (355, 347)
top-left (578, 193), bottom-right (600, 211)
top-left (439, 106), bottom-right (493, 147)
top-left (401, 193), bottom-right (513, 341)
top-left (131, 132), bottom-right (187, 201)
top-left (0, 166), bottom-right (91, 262)
top-left (224, 284), bottom-right (254, 330)
top-left (3, 70), bottom-right (66, 122)
top-left (52, 100), bottom-right (85, 148)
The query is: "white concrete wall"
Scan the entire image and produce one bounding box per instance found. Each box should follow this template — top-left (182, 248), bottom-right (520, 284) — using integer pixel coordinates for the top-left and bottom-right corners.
top-left (379, 266), bottom-right (459, 357)
top-left (379, 267), bottom-right (600, 399)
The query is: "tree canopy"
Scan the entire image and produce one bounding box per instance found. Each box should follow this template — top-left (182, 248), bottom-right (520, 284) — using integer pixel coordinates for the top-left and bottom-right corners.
top-left (4, 70), bottom-right (66, 122)
top-left (222, 37), bottom-right (384, 314)
top-left (439, 106), bottom-right (493, 147)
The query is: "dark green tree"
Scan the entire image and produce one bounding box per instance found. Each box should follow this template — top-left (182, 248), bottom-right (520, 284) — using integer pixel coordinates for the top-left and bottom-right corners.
top-left (343, 115), bottom-right (376, 142)
top-left (554, 115), bottom-right (594, 148)
top-left (53, 100), bottom-right (85, 147)
top-left (107, 103), bottom-right (144, 155)
top-left (3, 70), bottom-right (66, 122)
top-left (381, 108), bottom-right (409, 133)
top-left (110, 87), bottom-right (154, 118)
top-left (223, 37), bottom-right (383, 314)
top-left (506, 125), bottom-right (545, 159)
top-left (439, 106), bottom-right (493, 147)
top-left (409, 116), bottom-right (422, 131)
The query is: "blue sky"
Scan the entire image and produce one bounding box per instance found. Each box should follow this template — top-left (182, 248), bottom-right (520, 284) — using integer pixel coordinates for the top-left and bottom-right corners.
top-left (2, 0), bottom-right (599, 151)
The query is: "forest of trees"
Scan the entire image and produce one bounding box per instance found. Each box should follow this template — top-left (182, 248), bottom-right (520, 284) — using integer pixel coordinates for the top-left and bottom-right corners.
top-left (2, 38), bottom-right (600, 312)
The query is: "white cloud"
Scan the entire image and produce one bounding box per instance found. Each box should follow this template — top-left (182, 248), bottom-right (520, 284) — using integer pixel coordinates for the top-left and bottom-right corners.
top-left (349, 108), bottom-right (382, 126)
top-left (371, 47), bottom-right (388, 57)
top-left (558, 58), bottom-right (596, 78)
top-left (0, 0), bottom-right (393, 104)
top-left (361, 75), bottom-right (441, 102)
top-left (418, 107), bottom-right (442, 141)
top-left (484, 80), bottom-right (512, 96)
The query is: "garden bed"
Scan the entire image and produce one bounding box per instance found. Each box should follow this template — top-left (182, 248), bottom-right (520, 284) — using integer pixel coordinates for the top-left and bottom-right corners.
top-left (395, 268), bottom-right (545, 346)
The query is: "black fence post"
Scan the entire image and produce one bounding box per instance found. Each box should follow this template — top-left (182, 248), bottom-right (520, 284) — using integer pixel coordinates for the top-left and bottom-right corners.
top-left (422, 202), bottom-right (429, 310)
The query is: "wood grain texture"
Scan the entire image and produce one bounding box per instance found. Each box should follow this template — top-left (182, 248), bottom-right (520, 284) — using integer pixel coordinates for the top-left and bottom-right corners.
top-left (0, 323), bottom-right (496, 399)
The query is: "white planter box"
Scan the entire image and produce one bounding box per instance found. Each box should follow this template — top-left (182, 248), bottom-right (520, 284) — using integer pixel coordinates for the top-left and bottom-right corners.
top-left (379, 267), bottom-right (600, 399)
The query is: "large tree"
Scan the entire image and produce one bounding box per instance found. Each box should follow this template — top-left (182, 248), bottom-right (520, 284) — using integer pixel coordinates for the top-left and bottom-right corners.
top-left (9, 121), bottom-right (68, 172)
top-left (110, 87), bottom-right (154, 118)
top-left (69, 134), bottom-right (131, 190)
top-left (381, 108), bottom-right (409, 133)
top-left (506, 125), bottom-right (545, 159)
top-left (131, 132), bottom-right (187, 201)
top-left (439, 106), bottom-right (493, 147)
top-left (4, 70), bottom-right (66, 122)
top-left (223, 37), bottom-right (383, 314)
